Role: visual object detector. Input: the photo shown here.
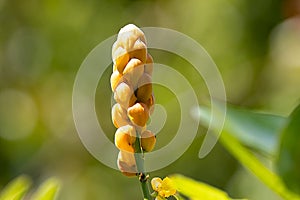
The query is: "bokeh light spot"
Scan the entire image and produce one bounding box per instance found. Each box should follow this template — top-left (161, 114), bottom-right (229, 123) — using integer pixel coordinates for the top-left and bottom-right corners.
top-left (0, 89), bottom-right (38, 140)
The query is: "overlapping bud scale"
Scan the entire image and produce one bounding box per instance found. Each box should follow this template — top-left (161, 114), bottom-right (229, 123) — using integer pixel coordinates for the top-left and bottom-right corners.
top-left (110, 24), bottom-right (156, 176)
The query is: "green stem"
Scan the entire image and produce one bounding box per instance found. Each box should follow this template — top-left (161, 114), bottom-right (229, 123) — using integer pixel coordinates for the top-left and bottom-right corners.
top-left (140, 174), bottom-right (151, 200)
top-left (134, 128), bottom-right (152, 200)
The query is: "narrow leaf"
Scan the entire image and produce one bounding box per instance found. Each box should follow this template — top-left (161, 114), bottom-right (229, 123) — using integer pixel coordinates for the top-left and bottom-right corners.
top-left (195, 105), bottom-right (300, 199)
top-left (31, 178), bottom-right (61, 200)
top-left (196, 105), bottom-right (287, 156)
top-left (170, 174), bottom-right (232, 200)
top-left (220, 131), bottom-right (300, 200)
top-left (0, 175), bottom-right (31, 200)
top-left (277, 104), bottom-right (300, 194)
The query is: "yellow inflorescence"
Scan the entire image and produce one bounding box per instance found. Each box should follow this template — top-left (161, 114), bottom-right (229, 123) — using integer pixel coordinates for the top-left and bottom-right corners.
top-left (111, 24), bottom-right (156, 176)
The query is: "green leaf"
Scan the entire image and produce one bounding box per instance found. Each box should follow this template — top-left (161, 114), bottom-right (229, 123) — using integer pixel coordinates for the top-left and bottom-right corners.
top-left (0, 175), bottom-right (32, 200)
top-left (170, 174), bottom-right (232, 200)
top-left (195, 105), bottom-right (300, 200)
top-left (197, 105), bottom-right (287, 156)
top-left (277, 104), bottom-right (300, 194)
top-left (220, 131), bottom-right (300, 200)
top-left (31, 178), bottom-right (61, 200)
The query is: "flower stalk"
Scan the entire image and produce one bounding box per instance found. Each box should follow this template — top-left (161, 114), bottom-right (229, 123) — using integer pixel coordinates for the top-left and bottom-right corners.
top-left (134, 128), bottom-right (152, 200)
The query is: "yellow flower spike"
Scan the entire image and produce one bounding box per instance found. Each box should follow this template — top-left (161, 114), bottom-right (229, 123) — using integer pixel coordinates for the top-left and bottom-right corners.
top-left (145, 53), bottom-right (154, 75)
top-left (111, 103), bottom-right (130, 128)
top-left (111, 25), bottom-right (158, 190)
top-left (151, 177), bottom-right (177, 198)
top-left (114, 125), bottom-right (136, 152)
top-left (114, 81), bottom-right (135, 109)
top-left (141, 130), bottom-right (156, 152)
top-left (117, 151), bottom-right (137, 177)
top-left (123, 58), bottom-right (144, 88)
top-left (137, 73), bottom-right (152, 103)
top-left (127, 103), bottom-right (149, 127)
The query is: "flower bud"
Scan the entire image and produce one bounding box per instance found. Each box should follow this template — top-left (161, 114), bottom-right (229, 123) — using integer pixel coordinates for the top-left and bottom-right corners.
top-left (127, 103), bottom-right (149, 127)
top-left (141, 130), bottom-right (156, 152)
top-left (112, 103), bottom-right (130, 128)
top-left (123, 58), bottom-right (144, 88)
top-left (136, 73), bottom-right (152, 103)
top-left (110, 70), bottom-right (123, 92)
top-left (114, 125), bottom-right (136, 152)
top-left (117, 151), bottom-right (137, 177)
top-left (118, 24), bottom-right (146, 49)
top-left (128, 39), bottom-right (147, 63)
top-left (114, 81), bottom-right (135, 108)
top-left (112, 46), bottom-right (130, 74)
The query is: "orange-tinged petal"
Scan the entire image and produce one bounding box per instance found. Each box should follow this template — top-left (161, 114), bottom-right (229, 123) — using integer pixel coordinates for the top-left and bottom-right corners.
top-left (127, 103), bottom-right (149, 127)
top-left (112, 46), bottom-right (130, 74)
top-left (129, 93), bottom-right (137, 107)
top-left (141, 130), bottom-right (156, 152)
top-left (110, 70), bottom-right (123, 92)
top-left (128, 39), bottom-right (147, 63)
top-left (136, 73), bottom-right (152, 103)
top-left (114, 125), bottom-right (136, 152)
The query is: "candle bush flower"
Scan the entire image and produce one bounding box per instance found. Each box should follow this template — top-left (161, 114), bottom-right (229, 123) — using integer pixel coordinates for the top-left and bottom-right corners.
top-left (151, 177), bottom-right (177, 199)
top-left (110, 24), bottom-right (167, 199)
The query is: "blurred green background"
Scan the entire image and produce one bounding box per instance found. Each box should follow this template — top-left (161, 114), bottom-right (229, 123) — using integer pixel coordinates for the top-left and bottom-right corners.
top-left (1, 0), bottom-right (300, 199)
